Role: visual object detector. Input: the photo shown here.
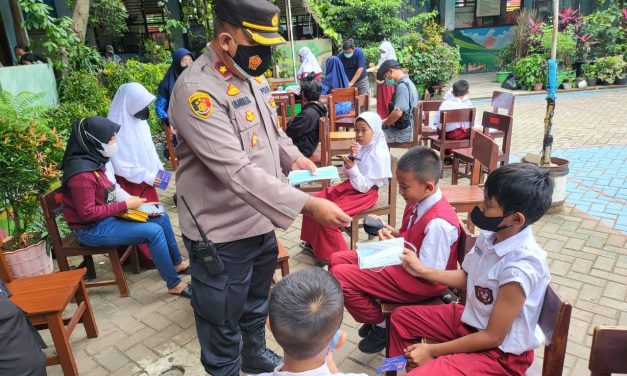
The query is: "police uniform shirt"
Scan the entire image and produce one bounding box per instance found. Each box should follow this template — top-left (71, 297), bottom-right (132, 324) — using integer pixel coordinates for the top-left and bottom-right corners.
top-left (460, 226), bottom-right (551, 355)
top-left (168, 47), bottom-right (309, 243)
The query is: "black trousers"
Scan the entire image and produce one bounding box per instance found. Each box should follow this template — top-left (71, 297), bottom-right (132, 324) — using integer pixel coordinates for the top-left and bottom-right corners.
top-left (184, 231), bottom-right (278, 376)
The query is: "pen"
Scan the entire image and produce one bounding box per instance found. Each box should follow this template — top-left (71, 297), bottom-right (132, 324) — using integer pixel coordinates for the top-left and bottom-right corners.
top-left (139, 186), bottom-right (147, 198)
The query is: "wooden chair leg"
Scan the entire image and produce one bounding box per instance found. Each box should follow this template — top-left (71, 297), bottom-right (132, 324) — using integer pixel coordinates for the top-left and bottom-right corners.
top-left (108, 250), bottom-right (130, 297)
top-left (56, 255), bottom-right (71, 272)
top-left (452, 156), bottom-right (460, 185)
top-left (46, 313), bottom-right (79, 376)
top-left (385, 313), bottom-right (397, 376)
top-left (130, 246), bottom-right (140, 274)
top-left (350, 219), bottom-right (360, 250)
top-left (75, 280), bottom-right (98, 338)
top-left (280, 260), bottom-right (290, 278)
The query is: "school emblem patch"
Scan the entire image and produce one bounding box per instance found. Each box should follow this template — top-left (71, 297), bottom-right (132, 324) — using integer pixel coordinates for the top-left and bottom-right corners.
top-left (188, 92), bottom-right (213, 119)
top-left (249, 55), bottom-right (263, 71)
top-left (227, 84), bottom-right (240, 96)
top-left (251, 131), bottom-right (258, 147)
top-left (214, 60), bottom-right (232, 78)
top-left (245, 111), bottom-right (256, 122)
top-left (474, 286), bottom-right (494, 305)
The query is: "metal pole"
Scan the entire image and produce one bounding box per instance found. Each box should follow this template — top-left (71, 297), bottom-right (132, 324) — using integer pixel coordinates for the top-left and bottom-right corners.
top-left (286, 0), bottom-right (297, 82)
top-left (541, 0), bottom-right (560, 166)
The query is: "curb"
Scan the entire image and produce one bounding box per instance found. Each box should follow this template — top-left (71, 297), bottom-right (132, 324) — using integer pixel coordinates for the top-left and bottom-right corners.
top-left (473, 84), bottom-right (627, 100)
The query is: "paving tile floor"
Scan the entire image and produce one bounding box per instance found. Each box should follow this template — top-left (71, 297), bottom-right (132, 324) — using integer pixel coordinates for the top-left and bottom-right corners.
top-left (42, 88), bottom-right (627, 375)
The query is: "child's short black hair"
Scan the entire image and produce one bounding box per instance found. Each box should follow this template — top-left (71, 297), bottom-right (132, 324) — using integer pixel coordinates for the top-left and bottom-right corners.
top-left (452, 80), bottom-right (469, 97)
top-left (485, 163), bottom-right (554, 226)
top-left (301, 72), bottom-right (322, 102)
top-left (269, 268), bottom-right (343, 360)
top-left (397, 146), bottom-right (442, 184)
top-left (15, 43), bottom-right (29, 52)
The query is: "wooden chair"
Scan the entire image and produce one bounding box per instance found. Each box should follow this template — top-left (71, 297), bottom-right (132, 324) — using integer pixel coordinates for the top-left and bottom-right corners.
top-left (488, 91), bottom-right (515, 139)
top-left (451, 123), bottom-right (501, 185)
top-left (343, 157), bottom-right (398, 250)
top-left (275, 100), bottom-right (289, 131)
top-left (357, 92), bottom-right (370, 113)
top-left (274, 239), bottom-right (290, 282)
top-left (429, 108), bottom-right (477, 176)
top-left (419, 100), bottom-right (444, 146)
top-left (329, 87), bottom-right (359, 130)
top-left (482, 111), bottom-right (513, 167)
top-left (589, 326), bottom-right (627, 376)
top-left (300, 117), bottom-right (333, 193)
top-left (272, 92), bottom-right (296, 122)
top-left (41, 188), bottom-right (140, 297)
top-left (163, 123), bottom-right (178, 170)
top-left (0, 245), bottom-right (98, 376)
top-left (387, 101), bottom-right (440, 149)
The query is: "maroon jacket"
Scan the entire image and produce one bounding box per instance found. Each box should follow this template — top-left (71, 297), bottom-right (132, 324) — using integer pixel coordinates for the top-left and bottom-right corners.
top-left (63, 169), bottom-right (127, 230)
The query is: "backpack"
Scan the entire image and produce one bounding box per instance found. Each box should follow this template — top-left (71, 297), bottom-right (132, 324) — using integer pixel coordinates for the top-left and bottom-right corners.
top-left (387, 80), bottom-right (415, 130)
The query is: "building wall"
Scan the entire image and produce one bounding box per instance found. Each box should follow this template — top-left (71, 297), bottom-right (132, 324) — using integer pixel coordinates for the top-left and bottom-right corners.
top-left (1, 0), bottom-right (19, 60)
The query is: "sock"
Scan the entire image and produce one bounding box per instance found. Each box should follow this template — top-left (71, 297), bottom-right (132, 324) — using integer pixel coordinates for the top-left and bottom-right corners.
top-left (375, 321), bottom-right (386, 329)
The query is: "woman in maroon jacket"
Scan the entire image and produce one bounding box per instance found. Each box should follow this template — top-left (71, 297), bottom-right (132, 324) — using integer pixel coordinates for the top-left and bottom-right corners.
top-left (60, 116), bottom-right (191, 298)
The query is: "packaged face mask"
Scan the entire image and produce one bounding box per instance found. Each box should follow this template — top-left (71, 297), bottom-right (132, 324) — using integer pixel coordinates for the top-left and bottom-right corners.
top-left (356, 237), bottom-right (405, 270)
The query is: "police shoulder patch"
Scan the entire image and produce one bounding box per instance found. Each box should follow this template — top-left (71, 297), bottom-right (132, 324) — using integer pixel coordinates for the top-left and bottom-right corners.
top-left (188, 92), bottom-right (213, 119)
top-left (214, 60), bottom-right (232, 79)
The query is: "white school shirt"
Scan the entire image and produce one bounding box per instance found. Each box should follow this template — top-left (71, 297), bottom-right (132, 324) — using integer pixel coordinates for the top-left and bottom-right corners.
top-left (461, 226), bottom-right (551, 355)
top-left (254, 362), bottom-right (367, 376)
top-left (342, 165), bottom-right (388, 193)
top-left (429, 96), bottom-right (474, 132)
top-left (405, 189), bottom-right (459, 270)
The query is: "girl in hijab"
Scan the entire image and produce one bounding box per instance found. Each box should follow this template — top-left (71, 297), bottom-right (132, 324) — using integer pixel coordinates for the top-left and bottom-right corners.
top-left (376, 41), bottom-right (397, 119)
top-left (297, 47), bottom-right (322, 81)
top-left (300, 112), bottom-right (392, 262)
top-left (61, 116), bottom-right (191, 298)
top-left (155, 48), bottom-right (193, 126)
top-left (322, 56), bottom-right (352, 115)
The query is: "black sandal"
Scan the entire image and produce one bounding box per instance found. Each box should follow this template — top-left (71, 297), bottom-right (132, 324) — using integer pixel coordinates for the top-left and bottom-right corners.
top-left (171, 284), bottom-right (192, 299)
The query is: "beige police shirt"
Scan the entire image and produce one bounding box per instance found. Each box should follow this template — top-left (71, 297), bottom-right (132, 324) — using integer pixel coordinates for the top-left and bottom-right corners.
top-left (168, 46), bottom-right (309, 243)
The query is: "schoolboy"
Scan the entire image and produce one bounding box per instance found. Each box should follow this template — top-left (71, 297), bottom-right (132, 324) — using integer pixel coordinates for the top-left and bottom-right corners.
top-left (286, 72), bottom-right (327, 158)
top-left (260, 267), bottom-right (367, 376)
top-left (431, 80), bottom-right (474, 140)
top-left (330, 146), bottom-right (461, 354)
top-left (389, 163), bottom-right (554, 375)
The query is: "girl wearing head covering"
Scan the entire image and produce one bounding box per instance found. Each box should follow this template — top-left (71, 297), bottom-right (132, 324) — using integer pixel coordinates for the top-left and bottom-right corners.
top-left (155, 48), bottom-right (193, 126)
top-left (322, 56), bottom-right (352, 116)
top-left (61, 116), bottom-right (192, 298)
top-left (300, 112), bottom-right (392, 262)
top-left (376, 41), bottom-right (397, 119)
top-left (297, 47), bottom-right (322, 81)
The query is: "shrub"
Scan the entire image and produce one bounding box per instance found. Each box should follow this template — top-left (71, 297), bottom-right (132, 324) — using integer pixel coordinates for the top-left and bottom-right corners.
top-left (534, 25), bottom-right (577, 69)
top-left (59, 70), bottom-right (110, 115)
top-left (595, 55), bottom-right (627, 83)
top-left (43, 101), bottom-right (97, 138)
top-left (515, 54), bottom-right (547, 88)
top-left (397, 32), bottom-right (461, 88)
top-left (582, 62), bottom-right (597, 78)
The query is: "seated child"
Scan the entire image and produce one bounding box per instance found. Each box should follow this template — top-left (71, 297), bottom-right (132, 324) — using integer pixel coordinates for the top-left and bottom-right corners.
top-left (330, 146), bottom-right (461, 354)
top-left (430, 80), bottom-right (473, 140)
top-left (300, 112), bottom-right (392, 263)
top-left (261, 267), bottom-right (367, 376)
top-left (389, 163), bottom-right (554, 375)
top-left (286, 73), bottom-right (328, 158)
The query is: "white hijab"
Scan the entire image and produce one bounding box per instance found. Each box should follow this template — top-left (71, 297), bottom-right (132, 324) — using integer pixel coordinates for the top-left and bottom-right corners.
top-left (297, 47), bottom-right (322, 79)
top-left (107, 83), bottom-right (162, 185)
top-left (355, 112), bottom-right (393, 180)
top-left (378, 41), bottom-right (397, 66)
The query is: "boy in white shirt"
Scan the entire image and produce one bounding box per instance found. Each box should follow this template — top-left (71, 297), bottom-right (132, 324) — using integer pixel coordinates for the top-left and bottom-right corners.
top-left (431, 80), bottom-right (474, 140)
top-left (258, 267), bottom-right (366, 376)
top-left (389, 163), bottom-right (554, 375)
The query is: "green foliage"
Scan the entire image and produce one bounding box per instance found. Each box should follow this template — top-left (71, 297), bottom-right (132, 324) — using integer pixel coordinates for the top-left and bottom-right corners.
top-left (582, 62), bottom-right (597, 77)
top-left (363, 45), bottom-right (381, 67)
top-left (595, 55), bottom-right (627, 83)
top-left (397, 31), bottom-right (461, 87)
top-left (161, 0), bottom-right (213, 45)
top-left (141, 39), bottom-right (172, 64)
top-left (583, 3), bottom-right (627, 58)
top-left (497, 9), bottom-right (542, 70)
top-left (534, 25), bottom-right (577, 68)
top-left (0, 91), bottom-right (65, 248)
top-left (59, 70), bottom-right (110, 115)
top-left (42, 102), bottom-right (97, 138)
top-left (515, 54), bottom-right (547, 88)
top-left (90, 0), bottom-right (129, 40)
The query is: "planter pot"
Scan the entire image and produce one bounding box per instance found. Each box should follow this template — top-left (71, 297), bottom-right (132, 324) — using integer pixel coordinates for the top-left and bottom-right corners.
top-left (532, 82), bottom-right (543, 91)
top-left (4, 239), bottom-right (52, 278)
top-left (586, 77), bottom-right (598, 86)
top-left (522, 157), bottom-right (570, 213)
top-left (496, 71), bottom-right (511, 84)
top-left (562, 83), bottom-right (572, 90)
top-left (575, 78), bottom-right (587, 89)
top-left (615, 76), bottom-right (627, 85)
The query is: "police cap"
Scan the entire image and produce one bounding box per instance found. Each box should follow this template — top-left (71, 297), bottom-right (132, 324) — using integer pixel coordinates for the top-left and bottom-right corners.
top-left (215, 0), bottom-right (286, 46)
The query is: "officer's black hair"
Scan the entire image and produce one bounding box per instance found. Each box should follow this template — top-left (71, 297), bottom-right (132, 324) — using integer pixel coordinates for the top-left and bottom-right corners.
top-left (269, 268), bottom-right (343, 360)
top-left (397, 146), bottom-right (442, 184)
top-left (300, 72), bottom-right (322, 102)
top-left (15, 43), bottom-right (29, 52)
top-left (484, 163), bottom-right (554, 226)
top-left (342, 38), bottom-right (356, 51)
top-left (452, 79), bottom-right (470, 97)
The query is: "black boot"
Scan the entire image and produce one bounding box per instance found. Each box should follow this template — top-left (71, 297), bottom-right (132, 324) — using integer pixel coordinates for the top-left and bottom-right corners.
top-left (358, 323), bottom-right (373, 338)
top-left (358, 325), bottom-right (386, 354)
top-left (241, 323), bottom-right (283, 373)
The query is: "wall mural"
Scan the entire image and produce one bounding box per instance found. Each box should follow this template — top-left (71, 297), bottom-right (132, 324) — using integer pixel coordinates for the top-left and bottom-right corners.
top-left (445, 26), bottom-right (513, 73)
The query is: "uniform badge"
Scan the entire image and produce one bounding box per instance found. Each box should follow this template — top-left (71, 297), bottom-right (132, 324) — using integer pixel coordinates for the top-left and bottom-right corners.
top-left (474, 286), bottom-right (494, 305)
top-left (251, 131), bottom-right (258, 147)
top-left (227, 84), bottom-right (240, 96)
top-left (254, 76), bottom-right (264, 84)
top-left (214, 60), bottom-right (232, 78)
top-left (245, 111), bottom-right (256, 122)
top-left (272, 13), bottom-right (279, 27)
top-left (249, 55), bottom-right (263, 71)
top-left (269, 98), bottom-right (276, 108)
top-left (188, 92), bottom-right (213, 119)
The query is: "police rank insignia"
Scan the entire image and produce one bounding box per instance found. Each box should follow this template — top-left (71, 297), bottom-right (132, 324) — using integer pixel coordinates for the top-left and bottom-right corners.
top-left (227, 84), bottom-right (240, 96)
top-left (251, 132), bottom-right (258, 147)
top-left (189, 92), bottom-right (213, 119)
top-left (474, 286), bottom-right (494, 305)
top-left (214, 60), bottom-right (232, 78)
top-left (269, 98), bottom-right (276, 108)
top-left (245, 111), bottom-right (256, 122)
top-left (254, 76), bottom-right (264, 84)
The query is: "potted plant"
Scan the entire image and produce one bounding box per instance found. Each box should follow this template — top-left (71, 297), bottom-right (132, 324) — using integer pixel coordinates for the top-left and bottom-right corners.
top-left (582, 62), bottom-right (598, 86)
top-left (0, 91), bottom-right (65, 277)
top-left (561, 70), bottom-right (576, 89)
top-left (595, 55), bottom-right (627, 85)
top-left (515, 54), bottom-right (547, 91)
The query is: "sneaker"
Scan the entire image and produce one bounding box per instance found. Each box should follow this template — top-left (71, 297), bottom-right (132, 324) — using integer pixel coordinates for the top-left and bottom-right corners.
top-left (300, 240), bottom-right (313, 251)
top-left (358, 325), bottom-right (386, 354)
top-left (358, 323), bottom-right (373, 338)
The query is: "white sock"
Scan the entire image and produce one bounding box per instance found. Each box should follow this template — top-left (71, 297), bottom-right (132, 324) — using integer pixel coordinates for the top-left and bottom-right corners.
top-left (375, 321), bottom-right (386, 328)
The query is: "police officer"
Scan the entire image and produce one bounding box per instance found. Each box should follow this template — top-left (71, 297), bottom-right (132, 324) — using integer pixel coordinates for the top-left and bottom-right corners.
top-left (168, 0), bottom-right (352, 375)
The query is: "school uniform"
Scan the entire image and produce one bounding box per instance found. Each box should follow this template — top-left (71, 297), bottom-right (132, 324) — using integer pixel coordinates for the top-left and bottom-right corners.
top-left (329, 188), bottom-right (461, 324)
top-left (430, 95), bottom-right (474, 140)
top-left (256, 362), bottom-right (367, 376)
top-left (300, 112), bottom-right (392, 262)
top-left (389, 226), bottom-right (550, 376)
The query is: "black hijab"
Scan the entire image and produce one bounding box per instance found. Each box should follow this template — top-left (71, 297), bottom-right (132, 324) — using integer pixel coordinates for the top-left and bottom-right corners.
top-left (158, 48), bottom-right (193, 100)
top-left (60, 116), bottom-right (121, 185)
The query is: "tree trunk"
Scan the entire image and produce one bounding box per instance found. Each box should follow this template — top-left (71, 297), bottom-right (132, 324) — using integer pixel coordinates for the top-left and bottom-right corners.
top-left (8, 0), bottom-right (28, 46)
top-left (71, 0), bottom-right (91, 42)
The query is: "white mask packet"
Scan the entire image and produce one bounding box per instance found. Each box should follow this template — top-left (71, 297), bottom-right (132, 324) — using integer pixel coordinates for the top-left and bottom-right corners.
top-left (356, 237), bottom-right (407, 270)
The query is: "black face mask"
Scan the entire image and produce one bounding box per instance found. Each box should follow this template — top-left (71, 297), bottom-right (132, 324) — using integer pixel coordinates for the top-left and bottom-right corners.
top-left (134, 106), bottom-right (150, 120)
top-left (470, 206), bottom-right (512, 233)
top-left (228, 36), bottom-right (272, 78)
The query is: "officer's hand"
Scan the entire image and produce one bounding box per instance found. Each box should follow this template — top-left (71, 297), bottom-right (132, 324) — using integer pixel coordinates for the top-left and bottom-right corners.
top-left (302, 197), bottom-right (351, 227)
top-left (291, 156), bottom-right (317, 175)
top-left (126, 196), bottom-right (146, 210)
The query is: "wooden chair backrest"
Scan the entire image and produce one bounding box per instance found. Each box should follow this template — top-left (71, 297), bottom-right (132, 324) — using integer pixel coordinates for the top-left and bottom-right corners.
top-left (0, 238), bottom-right (15, 282)
top-left (438, 108), bottom-right (476, 142)
top-left (276, 100), bottom-right (289, 130)
top-left (272, 92), bottom-right (296, 120)
top-left (538, 285), bottom-right (572, 376)
top-left (457, 226), bottom-right (477, 265)
top-left (420, 100), bottom-right (443, 127)
top-left (470, 131), bottom-right (499, 185)
top-left (388, 157), bottom-right (398, 214)
top-left (411, 103), bottom-right (422, 146)
top-left (318, 117), bottom-right (331, 167)
top-left (357, 93), bottom-right (369, 114)
top-left (320, 94), bottom-right (331, 108)
top-left (481, 111), bottom-right (513, 161)
top-left (331, 87), bottom-right (358, 104)
top-left (589, 326), bottom-right (627, 376)
top-left (491, 91), bottom-right (515, 116)
top-left (40, 188), bottom-right (66, 256)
